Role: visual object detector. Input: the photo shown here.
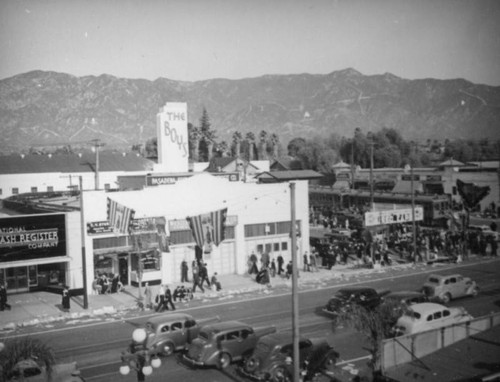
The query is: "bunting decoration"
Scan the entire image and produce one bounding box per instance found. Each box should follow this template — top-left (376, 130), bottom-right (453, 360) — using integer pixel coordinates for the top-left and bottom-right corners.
top-left (107, 198), bottom-right (135, 234)
top-left (187, 208), bottom-right (227, 252)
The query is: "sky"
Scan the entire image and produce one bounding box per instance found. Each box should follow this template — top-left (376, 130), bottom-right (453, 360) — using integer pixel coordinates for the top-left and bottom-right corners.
top-left (1, 0), bottom-right (499, 86)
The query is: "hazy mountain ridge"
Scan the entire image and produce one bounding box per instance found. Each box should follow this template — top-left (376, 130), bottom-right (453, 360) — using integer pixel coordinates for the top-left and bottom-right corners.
top-left (0, 69), bottom-right (499, 154)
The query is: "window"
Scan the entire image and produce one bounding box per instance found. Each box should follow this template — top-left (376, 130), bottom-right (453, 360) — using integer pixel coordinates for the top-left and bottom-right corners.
top-left (227, 331), bottom-right (240, 340)
top-left (273, 243), bottom-right (280, 251)
top-left (443, 310), bottom-right (450, 317)
top-left (171, 322), bottom-right (183, 331)
top-left (281, 242), bottom-right (288, 251)
top-left (185, 319), bottom-right (196, 328)
top-left (12, 187), bottom-right (19, 195)
top-left (433, 311), bottom-right (442, 320)
top-left (31, 187), bottom-right (38, 193)
top-left (427, 315), bottom-right (433, 322)
top-left (161, 325), bottom-right (170, 333)
top-left (241, 329), bottom-right (252, 339)
top-left (104, 183), bottom-right (110, 190)
top-left (449, 278), bottom-right (456, 284)
top-left (47, 186), bottom-right (54, 192)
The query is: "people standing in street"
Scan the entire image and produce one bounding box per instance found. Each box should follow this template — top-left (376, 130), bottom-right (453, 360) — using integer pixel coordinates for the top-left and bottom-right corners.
top-left (144, 282), bottom-right (152, 310)
top-left (192, 262), bottom-right (204, 293)
top-left (277, 255), bottom-right (284, 276)
top-left (62, 286), bottom-right (70, 312)
top-left (181, 260), bottom-right (189, 282)
top-left (164, 285), bottom-right (176, 310)
top-left (155, 284), bottom-right (166, 312)
top-left (0, 283), bottom-right (11, 311)
top-left (199, 263), bottom-right (211, 288)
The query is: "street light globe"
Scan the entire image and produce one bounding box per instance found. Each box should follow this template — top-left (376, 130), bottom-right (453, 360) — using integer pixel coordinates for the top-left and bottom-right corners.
top-left (142, 365), bottom-right (153, 376)
top-left (132, 328), bottom-right (147, 343)
top-left (119, 364), bottom-right (130, 375)
top-left (151, 357), bottom-right (162, 368)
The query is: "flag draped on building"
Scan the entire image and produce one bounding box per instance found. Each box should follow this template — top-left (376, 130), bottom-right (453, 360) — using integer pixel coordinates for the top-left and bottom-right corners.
top-left (107, 198), bottom-right (135, 234)
top-left (187, 208), bottom-right (227, 250)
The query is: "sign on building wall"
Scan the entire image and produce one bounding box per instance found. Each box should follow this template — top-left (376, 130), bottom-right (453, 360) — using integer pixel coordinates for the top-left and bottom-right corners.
top-left (156, 102), bottom-right (189, 173)
top-left (87, 217), bottom-right (162, 235)
top-left (168, 215), bottom-right (238, 232)
top-left (364, 207), bottom-right (423, 227)
top-left (0, 214), bottom-right (66, 262)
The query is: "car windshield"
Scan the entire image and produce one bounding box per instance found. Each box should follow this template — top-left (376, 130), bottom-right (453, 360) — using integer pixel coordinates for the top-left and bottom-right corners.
top-left (427, 277), bottom-right (440, 284)
top-left (406, 311), bottom-right (421, 319)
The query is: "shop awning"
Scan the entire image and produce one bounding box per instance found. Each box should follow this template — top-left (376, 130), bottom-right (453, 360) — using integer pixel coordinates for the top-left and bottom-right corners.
top-left (0, 256), bottom-right (71, 269)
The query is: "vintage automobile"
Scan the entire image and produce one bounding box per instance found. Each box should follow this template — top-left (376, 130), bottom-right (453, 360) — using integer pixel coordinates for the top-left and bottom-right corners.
top-left (421, 274), bottom-right (479, 303)
top-left (182, 320), bottom-right (276, 369)
top-left (140, 313), bottom-right (219, 356)
top-left (392, 302), bottom-right (473, 336)
top-left (323, 286), bottom-right (384, 316)
top-left (383, 291), bottom-right (430, 306)
top-left (239, 332), bottom-right (339, 382)
top-left (6, 359), bottom-right (85, 382)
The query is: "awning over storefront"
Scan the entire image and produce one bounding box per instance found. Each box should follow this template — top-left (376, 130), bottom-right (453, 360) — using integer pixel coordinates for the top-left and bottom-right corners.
top-left (0, 256), bottom-right (71, 269)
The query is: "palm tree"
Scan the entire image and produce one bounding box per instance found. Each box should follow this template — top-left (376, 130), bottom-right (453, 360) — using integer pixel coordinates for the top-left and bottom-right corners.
top-left (270, 133), bottom-right (279, 160)
top-left (245, 132), bottom-right (256, 161)
top-left (258, 130), bottom-right (268, 160)
top-left (216, 141), bottom-right (229, 157)
top-left (232, 131), bottom-right (243, 158)
top-left (188, 123), bottom-right (201, 162)
top-left (203, 130), bottom-right (217, 162)
top-left (0, 337), bottom-right (56, 381)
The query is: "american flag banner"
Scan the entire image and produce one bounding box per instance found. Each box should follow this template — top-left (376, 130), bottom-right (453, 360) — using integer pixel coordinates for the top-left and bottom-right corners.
top-left (107, 198), bottom-right (135, 234)
top-left (187, 208), bottom-right (227, 250)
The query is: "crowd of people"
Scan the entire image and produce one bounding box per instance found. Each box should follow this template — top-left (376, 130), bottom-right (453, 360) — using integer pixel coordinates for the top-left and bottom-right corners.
top-left (92, 273), bottom-right (124, 295)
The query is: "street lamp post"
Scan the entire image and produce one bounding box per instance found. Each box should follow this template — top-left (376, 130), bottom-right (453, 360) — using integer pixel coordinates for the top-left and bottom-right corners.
top-left (119, 328), bottom-right (161, 381)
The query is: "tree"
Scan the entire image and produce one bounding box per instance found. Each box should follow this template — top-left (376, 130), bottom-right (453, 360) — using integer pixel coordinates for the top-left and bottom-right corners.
top-left (245, 132), bottom-right (256, 161)
top-left (0, 337), bottom-right (56, 381)
top-left (216, 140), bottom-right (229, 157)
top-left (144, 137), bottom-right (158, 158)
top-left (188, 123), bottom-right (201, 162)
top-left (258, 130), bottom-right (268, 160)
top-left (270, 133), bottom-right (280, 160)
top-left (198, 108), bottom-right (217, 161)
top-left (333, 300), bottom-right (404, 378)
top-left (232, 131), bottom-right (243, 158)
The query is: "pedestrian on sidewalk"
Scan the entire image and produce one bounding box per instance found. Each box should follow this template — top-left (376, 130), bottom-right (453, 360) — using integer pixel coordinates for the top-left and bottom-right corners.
top-left (303, 252), bottom-right (310, 272)
top-left (249, 251), bottom-right (259, 274)
top-left (164, 285), bottom-right (176, 310)
top-left (192, 263), bottom-right (204, 293)
top-left (286, 261), bottom-right (293, 280)
top-left (270, 259), bottom-right (277, 277)
top-left (211, 273), bottom-right (222, 291)
top-left (0, 283), bottom-right (11, 311)
top-left (199, 263), bottom-right (211, 288)
top-left (277, 255), bottom-right (284, 276)
top-left (62, 285), bottom-right (70, 312)
top-left (309, 252), bottom-right (318, 272)
top-left (144, 282), bottom-right (152, 309)
top-left (155, 284), bottom-right (166, 312)
top-left (181, 260), bottom-right (189, 282)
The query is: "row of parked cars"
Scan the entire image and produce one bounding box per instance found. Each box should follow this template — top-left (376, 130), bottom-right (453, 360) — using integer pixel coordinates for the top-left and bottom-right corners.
top-left (322, 272), bottom-right (478, 336)
top-left (123, 313), bottom-right (339, 381)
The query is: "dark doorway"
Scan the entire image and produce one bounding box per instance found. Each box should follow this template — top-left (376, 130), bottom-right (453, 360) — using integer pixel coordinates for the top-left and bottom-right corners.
top-left (119, 256), bottom-right (128, 285)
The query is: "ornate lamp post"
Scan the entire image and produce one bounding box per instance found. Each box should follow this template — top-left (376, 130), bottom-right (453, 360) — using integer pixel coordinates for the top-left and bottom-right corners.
top-left (119, 328), bottom-right (161, 381)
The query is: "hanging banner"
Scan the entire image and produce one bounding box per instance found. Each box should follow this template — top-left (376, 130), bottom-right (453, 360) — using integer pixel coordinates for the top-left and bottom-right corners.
top-left (106, 198), bottom-right (135, 234)
top-left (187, 208), bottom-right (227, 253)
top-left (364, 206), bottom-right (423, 227)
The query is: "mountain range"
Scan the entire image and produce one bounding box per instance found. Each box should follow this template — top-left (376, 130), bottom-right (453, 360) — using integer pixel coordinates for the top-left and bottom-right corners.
top-left (0, 68), bottom-right (499, 154)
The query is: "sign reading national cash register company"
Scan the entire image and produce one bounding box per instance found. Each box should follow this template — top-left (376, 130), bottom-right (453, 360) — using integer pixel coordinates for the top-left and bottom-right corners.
top-left (364, 206), bottom-right (423, 227)
top-left (0, 214), bottom-right (66, 263)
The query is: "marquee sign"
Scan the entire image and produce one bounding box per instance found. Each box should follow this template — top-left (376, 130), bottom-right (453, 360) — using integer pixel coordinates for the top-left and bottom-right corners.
top-left (0, 214), bottom-right (66, 263)
top-left (364, 206), bottom-right (423, 227)
top-left (147, 172), bottom-right (240, 187)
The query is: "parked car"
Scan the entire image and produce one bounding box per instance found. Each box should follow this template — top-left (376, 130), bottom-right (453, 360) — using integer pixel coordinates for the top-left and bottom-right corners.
top-left (421, 274), bottom-right (479, 303)
top-left (392, 302), bottom-right (472, 336)
top-left (139, 313), bottom-right (219, 356)
top-left (383, 291), bottom-right (430, 306)
top-left (182, 320), bottom-right (276, 369)
top-left (468, 225), bottom-right (498, 240)
top-left (6, 359), bottom-right (85, 382)
top-left (239, 332), bottom-right (339, 382)
top-left (323, 287), bottom-right (384, 316)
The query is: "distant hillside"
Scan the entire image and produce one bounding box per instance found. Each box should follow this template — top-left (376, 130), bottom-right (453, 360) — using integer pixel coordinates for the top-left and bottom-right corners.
top-left (0, 68), bottom-right (499, 154)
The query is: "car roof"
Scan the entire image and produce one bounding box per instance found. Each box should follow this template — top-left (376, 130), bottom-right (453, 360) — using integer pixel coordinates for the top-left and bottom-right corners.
top-left (200, 320), bottom-right (251, 333)
top-left (409, 303), bottom-right (448, 315)
top-left (147, 313), bottom-right (193, 326)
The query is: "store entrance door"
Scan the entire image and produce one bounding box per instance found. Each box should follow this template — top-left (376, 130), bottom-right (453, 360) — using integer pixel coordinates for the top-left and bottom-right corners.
top-left (119, 257), bottom-right (129, 285)
top-left (6, 266), bottom-right (29, 293)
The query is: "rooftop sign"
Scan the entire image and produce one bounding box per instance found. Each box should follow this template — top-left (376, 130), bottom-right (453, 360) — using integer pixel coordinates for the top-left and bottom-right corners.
top-left (364, 206), bottom-right (423, 227)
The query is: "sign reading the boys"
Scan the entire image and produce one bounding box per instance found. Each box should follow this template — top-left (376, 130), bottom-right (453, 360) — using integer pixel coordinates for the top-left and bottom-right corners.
top-left (156, 102), bottom-right (189, 173)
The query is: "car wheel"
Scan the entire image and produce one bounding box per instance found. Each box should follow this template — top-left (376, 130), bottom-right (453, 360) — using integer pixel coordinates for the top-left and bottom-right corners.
top-left (218, 352), bottom-right (232, 369)
top-left (162, 342), bottom-right (175, 356)
top-left (244, 356), bottom-right (260, 373)
top-left (440, 293), bottom-right (451, 304)
top-left (272, 366), bottom-right (292, 382)
top-left (323, 352), bottom-right (338, 372)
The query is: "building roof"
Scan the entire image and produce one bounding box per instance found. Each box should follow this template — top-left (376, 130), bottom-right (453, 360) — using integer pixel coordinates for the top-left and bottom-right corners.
top-left (439, 158), bottom-right (465, 167)
top-left (256, 170), bottom-right (323, 182)
top-left (332, 160), bottom-right (351, 169)
top-left (0, 152), bottom-right (155, 174)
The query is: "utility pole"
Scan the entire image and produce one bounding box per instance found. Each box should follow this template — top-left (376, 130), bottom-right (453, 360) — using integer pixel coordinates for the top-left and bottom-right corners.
top-left (79, 176), bottom-right (89, 309)
top-left (290, 182), bottom-right (300, 382)
top-left (368, 134), bottom-right (375, 263)
top-left (410, 143), bottom-right (417, 263)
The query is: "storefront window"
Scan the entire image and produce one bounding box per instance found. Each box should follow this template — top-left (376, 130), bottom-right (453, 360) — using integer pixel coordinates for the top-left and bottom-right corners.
top-left (131, 251), bottom-right (161, 273)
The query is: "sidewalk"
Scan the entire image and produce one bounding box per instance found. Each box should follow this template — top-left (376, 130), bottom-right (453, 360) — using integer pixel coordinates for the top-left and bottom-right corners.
top-left (0, 255), bottom-right (495, 333)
